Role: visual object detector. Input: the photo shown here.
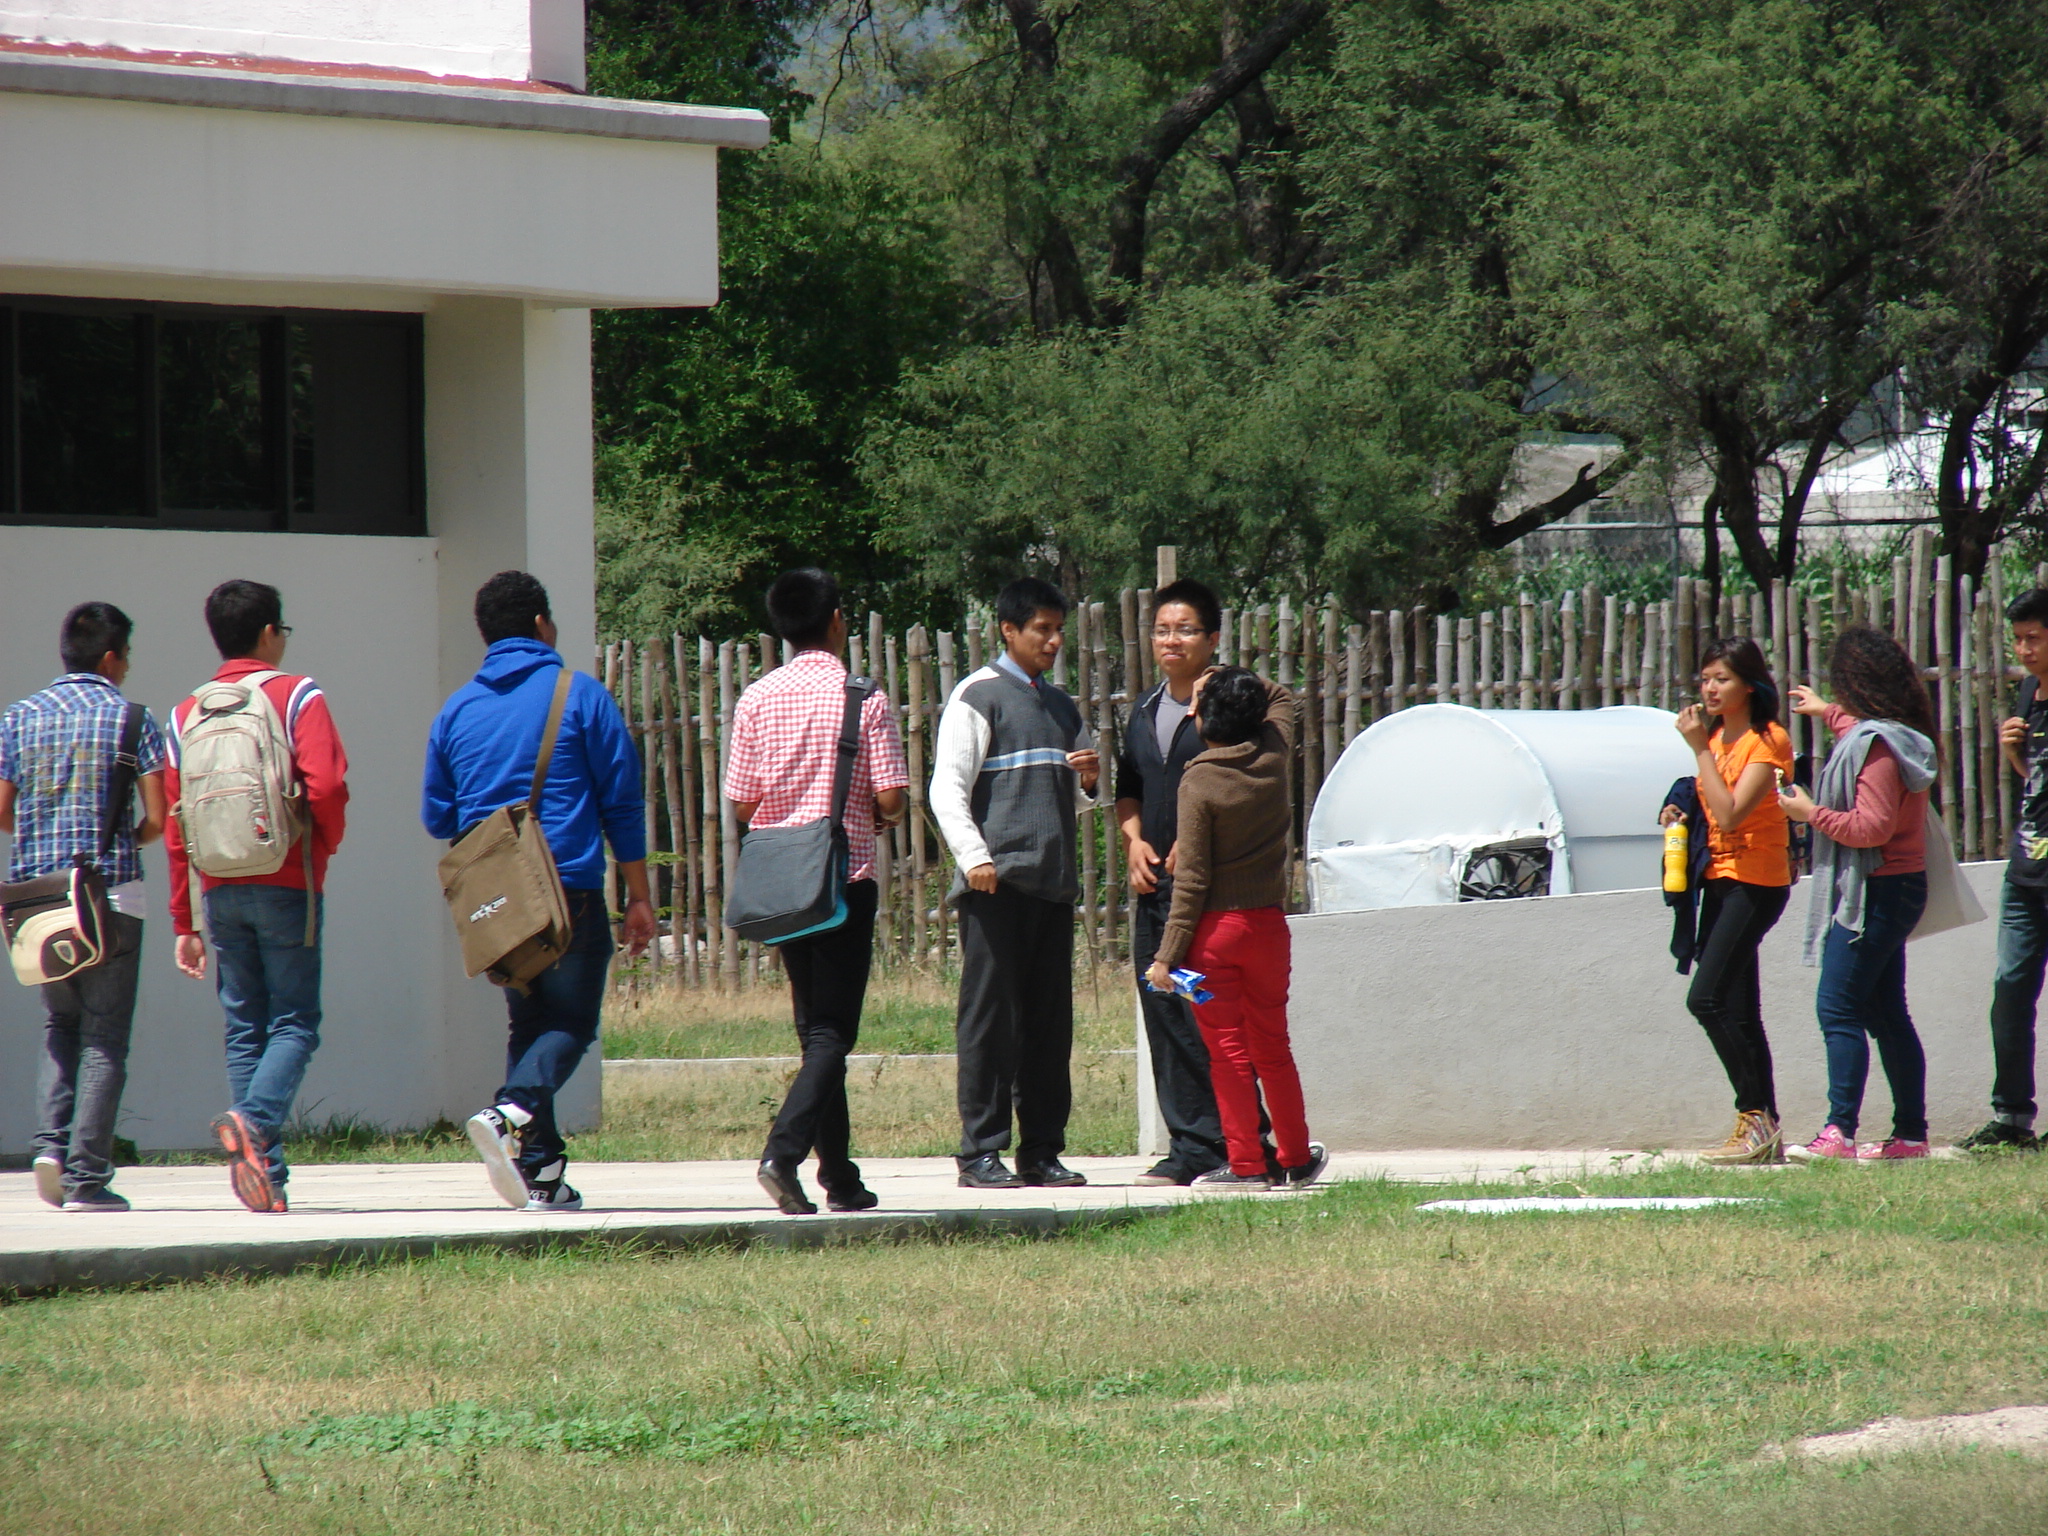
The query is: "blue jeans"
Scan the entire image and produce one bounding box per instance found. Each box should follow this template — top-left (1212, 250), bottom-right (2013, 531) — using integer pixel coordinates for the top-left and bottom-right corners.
top-left (499, 888), bottom-right (612, 1177)
top-left (1815, 871), bottom-right (1928, 1141)
top-left (208, 885), bottom-right (323, 1186)
top-left (1989, 878), bottom-right (2048, 1125)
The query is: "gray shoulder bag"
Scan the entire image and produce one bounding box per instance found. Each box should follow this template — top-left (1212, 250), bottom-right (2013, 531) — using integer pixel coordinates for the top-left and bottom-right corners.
top-left (724, 679), bottom-right (876, 944)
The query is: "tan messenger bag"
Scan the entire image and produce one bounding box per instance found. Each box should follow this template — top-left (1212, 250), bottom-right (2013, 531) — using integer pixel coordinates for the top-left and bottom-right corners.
top-left (437, 668), bottom-right (575, 994)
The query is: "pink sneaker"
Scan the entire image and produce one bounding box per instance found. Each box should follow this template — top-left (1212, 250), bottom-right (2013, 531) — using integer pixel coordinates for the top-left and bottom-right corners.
top-left (1790, 1125), bottom-right (1859, 1161)
top-left (1864, 1138), bottom-right (1930, 1160)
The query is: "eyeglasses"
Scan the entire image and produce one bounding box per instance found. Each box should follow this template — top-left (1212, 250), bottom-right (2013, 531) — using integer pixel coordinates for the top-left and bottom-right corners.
top-left (1151, 626), bottom-right (1209, 641)
top-left (276, 625), bottom-right (293, 638)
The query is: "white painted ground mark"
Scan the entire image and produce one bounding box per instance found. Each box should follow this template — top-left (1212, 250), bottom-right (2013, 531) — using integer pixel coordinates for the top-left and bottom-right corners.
top-left (1790, 1406), bottom-right (2048, 1460)
top-left (1415, 1196), bottom-right (1769, 1215)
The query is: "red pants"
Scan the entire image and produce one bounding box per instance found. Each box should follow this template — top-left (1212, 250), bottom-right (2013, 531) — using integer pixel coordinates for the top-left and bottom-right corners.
top-left (1186, 906), bottom-right (1310, 1174)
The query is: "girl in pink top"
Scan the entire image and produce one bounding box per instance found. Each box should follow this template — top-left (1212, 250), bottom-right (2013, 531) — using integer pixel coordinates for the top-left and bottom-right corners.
top-left (1780, 626), bottom-right (1940, 1160)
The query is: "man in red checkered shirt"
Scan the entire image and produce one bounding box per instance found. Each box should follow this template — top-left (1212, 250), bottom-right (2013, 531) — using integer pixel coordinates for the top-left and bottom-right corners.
top-left (724, 568), bottom-right (909, 1215)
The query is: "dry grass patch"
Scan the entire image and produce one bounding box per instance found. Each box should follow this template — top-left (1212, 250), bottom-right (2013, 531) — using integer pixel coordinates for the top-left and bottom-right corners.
top-left (3, 1159), bottom-right (2047, 1533)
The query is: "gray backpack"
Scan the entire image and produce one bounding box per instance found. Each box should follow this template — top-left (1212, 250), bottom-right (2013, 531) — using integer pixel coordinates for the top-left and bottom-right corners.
top-left (175, 671), bottom-right (314, 940)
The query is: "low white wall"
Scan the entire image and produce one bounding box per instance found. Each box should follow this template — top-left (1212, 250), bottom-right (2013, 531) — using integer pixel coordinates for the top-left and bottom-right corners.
top-left (1288, 862), bottom-right (2014, 1150)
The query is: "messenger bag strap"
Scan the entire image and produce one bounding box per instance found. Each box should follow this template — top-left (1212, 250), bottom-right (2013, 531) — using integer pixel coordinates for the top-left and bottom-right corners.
top-left (94, 702), bottom-right (146, 862)
top-left (528, 668), bottom-right (575, 813)
top-left (828, 679), bottom-right (877, 834)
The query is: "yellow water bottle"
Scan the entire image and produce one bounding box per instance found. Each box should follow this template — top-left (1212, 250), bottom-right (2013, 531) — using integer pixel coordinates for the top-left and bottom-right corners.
top-left (1662, 820), bottom-right (1690, 893)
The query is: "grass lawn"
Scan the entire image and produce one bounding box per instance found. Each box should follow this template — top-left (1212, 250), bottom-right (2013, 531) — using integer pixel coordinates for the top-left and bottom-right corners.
top-left (5, 1159), bottom-right (2047, 1534)
top-left (600, 964), bottom-right (1136, 1060)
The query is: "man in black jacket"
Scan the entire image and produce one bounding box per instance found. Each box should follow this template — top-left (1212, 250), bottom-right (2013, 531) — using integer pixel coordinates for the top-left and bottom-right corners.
top-left (1114, 579), bottom-right (1258, 1185)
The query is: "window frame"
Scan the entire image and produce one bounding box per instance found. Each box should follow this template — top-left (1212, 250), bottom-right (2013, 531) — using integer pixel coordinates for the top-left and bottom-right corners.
top-left (0, 294), bottom-right (426, 537)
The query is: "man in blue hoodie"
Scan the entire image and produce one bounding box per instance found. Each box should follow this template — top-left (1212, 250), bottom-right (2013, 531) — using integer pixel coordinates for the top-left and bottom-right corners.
top-left (422, 571), bottom-right (653, 1211)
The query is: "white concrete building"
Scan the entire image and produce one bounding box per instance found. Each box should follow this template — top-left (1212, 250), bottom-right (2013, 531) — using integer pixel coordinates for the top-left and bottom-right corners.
top-left (0, 3), bottom-right (766, 1155)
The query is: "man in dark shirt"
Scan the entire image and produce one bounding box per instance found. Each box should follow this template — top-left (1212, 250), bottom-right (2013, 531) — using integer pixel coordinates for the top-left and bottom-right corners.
top-left (1968, 587), bottom-right (2048, 1152)
top-left (1114, 580), bottom-right (1244, 1185)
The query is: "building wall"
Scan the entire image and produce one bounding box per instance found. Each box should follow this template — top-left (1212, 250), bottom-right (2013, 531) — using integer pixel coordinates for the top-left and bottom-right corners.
top-left (0, 91), bottom-right (720, 307)
top-left (0, 294), bottom-right (602, 1155)
top-left (0, 1), bottom-right (585, 85)
top-left (1289, 863), bottom-right (2013, 1150)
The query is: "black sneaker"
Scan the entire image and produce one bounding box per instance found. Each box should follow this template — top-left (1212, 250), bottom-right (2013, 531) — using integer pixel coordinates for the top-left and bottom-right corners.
top-left (1018, 1158), bottom-right (1088, 1188)
top-left (1132, 1162), bottom-right (1194, 1187)
top-left (1192, 1168), bottom-right (1271, 1191)
top-left (522, 1159), bottom-right (584, 1212)
top-left (825, 1184), bottom-right (879, 1212)
top-left (1277, 1142), bottom-right (1330, 1189)
top-left (1957, 1120), bottom-right (2041, 1153)
top-left (957, 1153), bottom-right (1025, 1189)
top-left (61, 1186), bottom-right (131, 1212)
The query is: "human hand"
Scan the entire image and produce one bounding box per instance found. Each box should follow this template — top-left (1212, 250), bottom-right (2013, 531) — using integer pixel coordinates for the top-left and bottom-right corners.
top-left (1779, 784), bottom-right (1815, 823)
top-left (1658, 804), bottom-right (1683, 828)
top-left (1127, 837), bottom-right (1161, 893)
top-left (1144, 960), bottom-right (1173, 992)
top-left (2002, 716), bottom-right (2028, 753)
top-left (174, 933), bottom-right (207, 979)
top-left (620, 897), bottom-right (657, 957)
top-left (1675, 704), bottom-right (1712, 753)
top-left (1789, 685), bottom-right (1828, 718)
top-left (1164, 842), bottom-right (1178, 877)
top-left (1068, 749), bottom-right (1100, 793)
top-left (966, 862), bottom-right (998, 894)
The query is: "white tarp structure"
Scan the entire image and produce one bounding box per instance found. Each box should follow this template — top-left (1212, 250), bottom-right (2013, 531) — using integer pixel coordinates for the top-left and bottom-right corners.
top-left (1305, 705), bottom-right (1698, 913)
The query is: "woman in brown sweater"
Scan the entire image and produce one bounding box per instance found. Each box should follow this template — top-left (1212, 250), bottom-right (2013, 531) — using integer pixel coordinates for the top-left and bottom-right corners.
top-left (1144, 667), bottom-right (1325, 1190)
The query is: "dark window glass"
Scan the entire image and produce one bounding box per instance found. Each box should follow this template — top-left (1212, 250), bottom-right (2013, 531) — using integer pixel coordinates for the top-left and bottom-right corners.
top-left (0, 298), bottom-right (422, 535)
top-left (290, 319), bottom-right (419, 535)
top-left (17, 310), bottom-right (144, 517)
top-left (159, 315), bottom-right (272, 513)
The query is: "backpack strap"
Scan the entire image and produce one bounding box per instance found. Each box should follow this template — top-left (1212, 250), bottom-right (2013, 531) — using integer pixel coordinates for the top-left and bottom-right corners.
top-left (92, 703), bottom-right (146, 864)
top-left (528, 669), bottom-right (575, 812)
top-left (829, 678), bottom-right (879, 834)
top-left (2023, 674), bottom-right (2039, 714)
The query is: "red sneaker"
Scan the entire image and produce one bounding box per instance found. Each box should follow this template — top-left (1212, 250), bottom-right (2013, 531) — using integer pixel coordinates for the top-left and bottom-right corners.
top-left (212, 1111), bottom-right (280, 1212)
top-left (1864, 1138), bottom-right (1930, 1160)
top-left (1788, 1125), bottom-right (1859, 1161)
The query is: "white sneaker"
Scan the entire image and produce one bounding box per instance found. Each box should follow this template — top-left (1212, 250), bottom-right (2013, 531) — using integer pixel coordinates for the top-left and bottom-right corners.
top-left (465, 1106), bottom-right (528, 1209)
top-left (523, 1160), bottom-right (583, 1212)
top-left (33, 1155), bottom-right (63, 1208)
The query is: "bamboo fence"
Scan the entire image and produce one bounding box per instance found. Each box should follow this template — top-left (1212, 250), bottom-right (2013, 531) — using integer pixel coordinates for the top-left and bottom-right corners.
top-left (605, 528), bottom-right (2044, 991)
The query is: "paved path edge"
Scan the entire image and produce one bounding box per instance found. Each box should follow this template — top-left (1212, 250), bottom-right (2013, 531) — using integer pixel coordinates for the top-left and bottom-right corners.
top-left (0, 1202), bottom-right (1161, 1298)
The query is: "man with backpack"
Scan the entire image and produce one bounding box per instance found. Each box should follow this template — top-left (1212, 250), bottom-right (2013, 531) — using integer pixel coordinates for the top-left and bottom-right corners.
top-left (423, 571), bottom-right (654, 1212)
top-left (1963, 588), bottom-right (2048, 1153)
top-left (166, 580), bottom-right (349, 1214)
top-left (723, 569), bottom-right (909, 1215)
top-left (0, 602), bottom-right (167, 1212)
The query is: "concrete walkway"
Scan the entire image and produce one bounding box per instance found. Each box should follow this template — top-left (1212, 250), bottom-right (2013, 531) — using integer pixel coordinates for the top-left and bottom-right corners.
top-left (0, 1148), bottom-right (1682, 1296)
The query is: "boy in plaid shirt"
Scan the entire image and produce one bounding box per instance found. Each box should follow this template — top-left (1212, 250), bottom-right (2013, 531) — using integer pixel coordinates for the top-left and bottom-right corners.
top-left (0, 603), bottom-right (167, 1211)
top-left (723, 569), bottom-right (908, 1215)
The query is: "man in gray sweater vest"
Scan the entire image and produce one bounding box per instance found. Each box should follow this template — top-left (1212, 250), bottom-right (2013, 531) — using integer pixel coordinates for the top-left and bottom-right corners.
top-left (931, 577), bottom-right (1100, 1189)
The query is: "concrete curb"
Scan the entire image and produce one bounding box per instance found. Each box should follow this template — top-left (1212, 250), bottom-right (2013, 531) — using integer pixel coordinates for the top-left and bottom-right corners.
top-left (0, 1202), bottom-right (1162, 1298)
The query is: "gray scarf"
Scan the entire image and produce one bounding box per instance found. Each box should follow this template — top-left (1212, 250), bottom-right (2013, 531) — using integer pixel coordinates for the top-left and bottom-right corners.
top-left (1803, 717), bottom-right (1937, 965)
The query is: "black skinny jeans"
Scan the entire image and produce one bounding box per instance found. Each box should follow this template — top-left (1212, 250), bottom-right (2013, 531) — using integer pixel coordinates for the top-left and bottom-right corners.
top-left (1686, 878), bottom-right (1791, 1117)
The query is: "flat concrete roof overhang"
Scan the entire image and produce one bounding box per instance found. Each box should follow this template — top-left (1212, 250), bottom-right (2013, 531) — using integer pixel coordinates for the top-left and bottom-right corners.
top-left (0, 52), bottom-right (771, 309)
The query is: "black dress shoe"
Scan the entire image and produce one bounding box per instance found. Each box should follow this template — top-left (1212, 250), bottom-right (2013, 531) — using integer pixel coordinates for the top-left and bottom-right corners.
top-left (957, 1153), bottom-right (1025, 1189)
top-left (825, 1184), bottom-right (879, 1212)
top-left (1017, 1158), bottom-right (1088, 1187)
top-left (756, 1158), bottom-right (817, 1215)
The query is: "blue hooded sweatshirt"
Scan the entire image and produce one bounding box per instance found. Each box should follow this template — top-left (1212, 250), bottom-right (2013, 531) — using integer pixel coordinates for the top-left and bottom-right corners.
top-left (421, 638), bottom-right (646, 889)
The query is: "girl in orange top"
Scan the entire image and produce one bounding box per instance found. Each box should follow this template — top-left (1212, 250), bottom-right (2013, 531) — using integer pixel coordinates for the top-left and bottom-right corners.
top-left (1660, 636), bottom-right (1795, 1163)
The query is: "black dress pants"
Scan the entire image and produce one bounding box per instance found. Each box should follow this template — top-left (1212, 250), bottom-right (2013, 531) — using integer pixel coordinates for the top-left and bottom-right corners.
top-left (761, 880), bottom-right (878, 1190)
top-left (955, 884), bottom-right (1072, 1165)
top-left (1132, 892), bottom-right (1231, 1176)
top-left (1686, 877), bottom-right (1790, 1116)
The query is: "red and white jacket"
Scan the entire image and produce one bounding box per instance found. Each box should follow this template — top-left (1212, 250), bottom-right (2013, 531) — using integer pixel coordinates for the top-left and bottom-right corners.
top-left (165, 660), bottom-right (351, 937)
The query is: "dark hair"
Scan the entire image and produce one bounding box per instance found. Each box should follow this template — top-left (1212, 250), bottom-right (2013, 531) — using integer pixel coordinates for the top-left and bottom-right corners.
top-left (60, 601), bottom-right (133, 674)
top-left (1697, 635), bottom-right (1779, 740)
top-left (204, 579), bottom-right (281, 659)
top-left (475, 571), bottom-right (552, 646)
top-left (1829, 624), bottom-right (1936, 739)
top-left (996, 577), bottom-right (1068, 632)
top-left (2008, 588), bottom-right (2048, 629)
top-left (1152, 579), bottom-right (1222, 636)
top-left (765, 568), bottom-right (841, 648)
top-left (1196, 666), bottom-right (1267, 747)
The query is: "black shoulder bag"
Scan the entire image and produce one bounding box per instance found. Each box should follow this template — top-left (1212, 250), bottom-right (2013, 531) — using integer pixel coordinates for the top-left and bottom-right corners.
top-left (1, 702), bottom-right (144, 986)
top-left (724, 679), bottom-right (877, 943)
